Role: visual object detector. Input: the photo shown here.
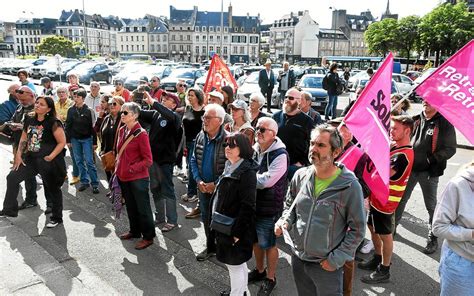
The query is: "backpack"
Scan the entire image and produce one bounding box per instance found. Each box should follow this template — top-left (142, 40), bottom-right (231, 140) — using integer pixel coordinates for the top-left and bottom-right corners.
top-left (322, 74), bottom-right (329, 90)
top-left (336, 78), bottom-right (344, 95)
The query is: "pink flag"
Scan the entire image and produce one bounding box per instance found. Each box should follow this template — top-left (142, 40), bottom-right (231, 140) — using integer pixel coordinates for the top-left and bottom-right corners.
top-left (343, 52), bottom-right (393, 202)
top-left (415, 40), bottom-right (474, 144)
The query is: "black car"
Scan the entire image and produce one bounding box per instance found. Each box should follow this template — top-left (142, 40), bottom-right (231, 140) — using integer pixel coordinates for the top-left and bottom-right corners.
top-left (66, 62), bottom-right (112, 85)
top-left (297, 74), bottom-right (329, 114)
top-left (160, 68), bottom-right (206, 92)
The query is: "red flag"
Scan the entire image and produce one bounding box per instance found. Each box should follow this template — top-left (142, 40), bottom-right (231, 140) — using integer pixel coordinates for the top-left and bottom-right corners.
top-left (203, 54), bottom-right (238, 94)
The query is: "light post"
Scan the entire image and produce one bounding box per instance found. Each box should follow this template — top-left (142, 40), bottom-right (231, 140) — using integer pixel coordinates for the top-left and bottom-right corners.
top-left (329, 6), bottom-right (337, 56)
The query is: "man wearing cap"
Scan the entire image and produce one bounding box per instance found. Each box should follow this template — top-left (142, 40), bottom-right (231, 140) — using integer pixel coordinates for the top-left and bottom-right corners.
top-left (258, 60), bottom-right (276, 113)
top-left (140, 91), bottom-right (182, 232)
top-left (272, 88), bottom-right (313, 180)
top-left (40, 77), bottom-right (54, 96)
top-left (208, 90), bottom-right (232, 124)
top-left (17, 69), bottom-right (36, 93)
top-left (225, 99), bottom-right (255, 145)
top-left (249, 117), bottom-right (289, 295)
top-left (85, 81), bottom-right (101, 119)
top-left (112, 80), bottom-right (130, 102)
top-left (300, 91), bottom-right (323, 126)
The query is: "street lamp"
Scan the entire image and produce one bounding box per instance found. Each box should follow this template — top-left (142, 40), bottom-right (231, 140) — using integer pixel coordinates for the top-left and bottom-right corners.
top-left (329, 6), bottom-right (337, 56)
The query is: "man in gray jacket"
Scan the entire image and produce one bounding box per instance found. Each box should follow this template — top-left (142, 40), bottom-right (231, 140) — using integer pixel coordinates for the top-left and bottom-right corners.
top-left (275, 124), bottom-right (365, 295)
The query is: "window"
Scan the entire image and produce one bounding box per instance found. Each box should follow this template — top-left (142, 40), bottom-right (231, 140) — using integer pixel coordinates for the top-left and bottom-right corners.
top-left (121, 36), bottom-right (123, 42)
top-left (202, 26), bottom-right (206, 32)
top-left (157, 45), bottom-right (161, 52)
top-left (210, 46), bottom-right (214, 52)
top-left (196, 35), bottom-right (200, 42)
top-left (187, 45), bottom-right (191, 52)
top-left (202, 46), bottom-right (206, 54)
top-left (217, 27), bottom-right (221, 32)
top-left (157, 35), bottom-right (161, 42)
top-left (224, 36), bottom-right (228, 42)
top-left (126, 45), bottom-right (129, 51)
top-left (210, 35), bottom-right (214, 42)
top-left (195, 46), bottom-right (199, 54)
top-left (163, 35), bottom-right (167, 41)
top-left (187, 35), bottom-right (191, 41)
top-left (203, 35), bottom-right (207, 41)
top-left (209, 26), bottom-right (214, 32)
top-left (142, 45), bottom-right (145, 51)
top-left (131, 45), bottom-right (134, 51)
top-left (171, 35), bottom-right (175, 41)
top-left (241, 27), bottom-right (245, 32)
top-left (232, 36), bottom-right (238, 43)
top-left (163, 45), bottom-right (167, 52)
top-left (131, 36), bottom-right (134, 41)
top-left (172, 44), bottom-right (176, 51)
top-left (234, 27), bottom-right (238, 32)
top-left (217, 36), bottom-right (220, 42)
top-left (180, 35), bottom-right (183, 41)
top-left (232, 46), bottom-right (237, 54)
top-left (142, 36), bottom-right (144, 42)
top-left (223, 47), bottom-right (228, 54)
top-left (224, 27), bottom-right (228, 33)
top-left (217, 46), bottom-right (220, 54)
top-left (240, 46), bottom-right (245, 54)
top-left (179, 45), bottom-right (184, 52)
top-left (195, 27), bottom-right (200, 32)
top-left (150, 35), bottom-right (154, 42)
top-left (150, 44), bottom-right (154, 52)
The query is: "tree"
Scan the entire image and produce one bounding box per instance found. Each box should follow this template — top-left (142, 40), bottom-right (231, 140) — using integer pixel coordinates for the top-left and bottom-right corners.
top-left (419, 1), bottom-right (474, 66)
top-left (364, 18), bottom-right (399, 56)
top-left (37, 36), bottom-right (81, 57)
top-left (395, 16), bottom-right (421, 70)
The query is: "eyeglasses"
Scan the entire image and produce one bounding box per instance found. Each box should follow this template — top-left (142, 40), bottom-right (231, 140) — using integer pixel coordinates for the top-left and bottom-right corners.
top-left (151, 79), bottom-right (158, 82)
top-left (285, 96), bottom-right (296, 101)
top-left (223, 142), bottom-right (237, 149)
top-left (110, 102), bottom-right (118, 106)
top-left (178, 84), bottom-right (187, 87)
top-left (57, 91), bottom-right (66, 94)
top-left (201, 115), bottom-right (219, 121)
top-left (121, 110), bottom-right (129, 116)
top-left (114, 83), bottom-right (122, 86)
top-left (15, 89), bottom-right (28, 95)
top-left (256, 127), bottom-right (272, 134)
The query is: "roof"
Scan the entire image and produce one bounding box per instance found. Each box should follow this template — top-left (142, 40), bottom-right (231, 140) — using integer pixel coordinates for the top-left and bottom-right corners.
top-left (169, 5), bottom-right (196, 26)
top-left (196, 11), bottom-right (229, 27)
top-left (15, 18), bottom-right (57, 34)
top-left (318, 28), bottom-right (349, 40)
top-left (149, 18), bottom-right (168, 33)
top-left (232, 15), bottom-right (260, 33)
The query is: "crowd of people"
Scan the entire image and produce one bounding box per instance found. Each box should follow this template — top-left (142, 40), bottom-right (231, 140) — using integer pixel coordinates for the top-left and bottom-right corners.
top-left (0, 64), bottom-right (471, 296)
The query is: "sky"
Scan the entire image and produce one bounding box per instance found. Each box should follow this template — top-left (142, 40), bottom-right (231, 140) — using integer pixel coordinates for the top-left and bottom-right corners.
top-left (1, 0), bottom-right (442, 28)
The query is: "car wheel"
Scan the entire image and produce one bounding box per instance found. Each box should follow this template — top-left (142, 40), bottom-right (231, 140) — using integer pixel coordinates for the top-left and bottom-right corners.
top-left (107, 74), bottom-right (112, 84)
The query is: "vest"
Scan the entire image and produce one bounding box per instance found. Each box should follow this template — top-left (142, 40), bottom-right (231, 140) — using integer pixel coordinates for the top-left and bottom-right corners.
top-left (194, 130), bottom-right (227, 182)
top-left (371, 146), bottom-right (414, 214)
top-left (255, 147), bottom-right (289, 217)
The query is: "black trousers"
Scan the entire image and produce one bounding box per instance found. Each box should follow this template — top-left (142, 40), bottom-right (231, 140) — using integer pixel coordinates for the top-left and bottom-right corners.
top-left (261, 89), bottom-right (273, 111)
top-left (118, 177), bottom-right (156, 240)
top-left (2, 156), bottom-right (65, 221)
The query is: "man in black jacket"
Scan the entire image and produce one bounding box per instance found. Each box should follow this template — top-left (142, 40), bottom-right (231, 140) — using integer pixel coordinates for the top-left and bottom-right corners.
top-left (323, 63), bottom-right (341, 121)
top-left (258, 60), bottom-right (276, 113)
top-left (141, 91), bottom-right (181, 232)
top-left (277, 62), bottom-right (295, 108)
top-left (65, 88), bottom-right (99, 194)
top-left (395, 101), bottom-right (456, 254)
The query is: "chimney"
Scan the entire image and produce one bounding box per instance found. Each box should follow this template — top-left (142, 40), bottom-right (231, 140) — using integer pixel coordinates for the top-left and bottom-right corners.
top-left (228, 3), bottom-right (233, 28)
top-left (247, 13), bottom-right (249, 19)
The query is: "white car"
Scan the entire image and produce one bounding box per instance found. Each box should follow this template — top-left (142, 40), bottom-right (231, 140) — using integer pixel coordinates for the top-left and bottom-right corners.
top-left (392, 73), bottom-right (415, 95)
top-left (236, 71), bottom-right (280, 107)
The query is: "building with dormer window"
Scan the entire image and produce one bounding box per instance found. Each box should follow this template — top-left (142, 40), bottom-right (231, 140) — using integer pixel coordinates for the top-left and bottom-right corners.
top-left (14, 18), bottom-right (56, 56)
top-left (332, 9), bottom-right (376, 56)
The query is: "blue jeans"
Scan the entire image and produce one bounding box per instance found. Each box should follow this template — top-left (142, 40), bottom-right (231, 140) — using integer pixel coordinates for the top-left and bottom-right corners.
top-left (71, 137), bottom-right (98, 186)
top-left (292, 255), bottom-right (343, 296)
top-left (325, 94), bottom-right (338, 120)
top-left (199, 191), bottom-right (216, 252)
top-left (68, 145), bottom-right (79, 177)
top-left (439, 244), bottom-right (474, 296)
top-left (150, 163), bottom-right (177, 225)
top-left (186, 141), bottom-right (197, 197)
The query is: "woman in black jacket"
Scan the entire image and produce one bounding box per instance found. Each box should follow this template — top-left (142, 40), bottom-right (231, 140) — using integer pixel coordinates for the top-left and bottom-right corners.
top-left (210, 133), bottom-right (258, 296)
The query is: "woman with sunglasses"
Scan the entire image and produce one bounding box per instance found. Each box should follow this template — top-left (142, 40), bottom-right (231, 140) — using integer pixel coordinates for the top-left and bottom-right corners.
top-left (210, 133), bottom-right (258, 296)
top-left (225, 99), bottom-right (255, 146)
top-left (0, 96), bottom-right (67, 228)
top-left (98, 96), bottom-right (125, 182)
top-left (116, 102), bottom-right (155, 250)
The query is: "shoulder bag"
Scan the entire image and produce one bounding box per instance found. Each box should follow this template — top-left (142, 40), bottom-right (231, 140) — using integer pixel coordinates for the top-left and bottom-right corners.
top-left (100, 119), bottom-right (121, 172)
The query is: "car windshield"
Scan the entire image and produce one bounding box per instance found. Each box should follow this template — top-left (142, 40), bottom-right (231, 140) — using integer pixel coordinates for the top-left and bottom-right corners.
top-left (169, 69), bottom-right (195, 78)
top-left (244, 72), bottom-right (259, 84)
top-left (73, 63), bottom-right (95, 72)
top-left (300, 76), bottom-right (323, 88)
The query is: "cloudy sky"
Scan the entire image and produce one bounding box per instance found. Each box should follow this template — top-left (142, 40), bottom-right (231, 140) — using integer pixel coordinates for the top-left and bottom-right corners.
top-left (1, 0), bottom-right (441, 27)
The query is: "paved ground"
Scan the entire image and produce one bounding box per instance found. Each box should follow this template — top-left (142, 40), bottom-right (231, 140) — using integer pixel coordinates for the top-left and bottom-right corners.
top-left (0, 76), bottom-right (472, 295)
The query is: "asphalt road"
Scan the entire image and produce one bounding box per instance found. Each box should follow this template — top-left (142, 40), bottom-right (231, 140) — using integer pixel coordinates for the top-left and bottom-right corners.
top-left (0, 77), bottom-right (472, 295)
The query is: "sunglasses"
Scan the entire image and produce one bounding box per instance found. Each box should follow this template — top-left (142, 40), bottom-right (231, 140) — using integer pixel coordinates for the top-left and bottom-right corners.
top-left (110, 102), bottom-right (119, 106)
top-left (285, 96), bottom-right (296, 101)
top-left (223, 142), bottom-right (237, 149)
top-left (15, 89), bottom-right (29, 95)
top-left (151, 79), bottom-right (158, 82)
top-left (121, 110), bottom-right (129, 116)
top-left (178, 84), bottom-right (187, 87)
top-left (256, 127), bottom-right (271, 134)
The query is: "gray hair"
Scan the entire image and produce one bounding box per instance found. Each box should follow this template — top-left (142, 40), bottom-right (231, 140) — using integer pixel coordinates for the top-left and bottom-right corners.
top-left (90, 81), bottom-right (100, 87)
top-left (311, 124), bottom-right (343, 152)
top-left (56, 86), bottom-right (68, 94)
top-left (122, 102), bottom-right (141, 118)
top-left (204, 103), bottom-right (226, 124)
top-left (250, 92), bottom-right (265, 107)
top-left (301, 91), bottom-right (312, 102)
top-left (257, 117), bottom-right (278, 134)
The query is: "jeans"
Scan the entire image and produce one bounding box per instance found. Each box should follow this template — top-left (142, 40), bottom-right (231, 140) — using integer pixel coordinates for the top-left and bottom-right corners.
top-left (23, 175), bottom-right (38, 204)
top-left (439, 244), bottom-right (474, 296)
top-left (2, 157), bottom-right (64, 220)
top-left (226, 263), bottom-right (250, 296)
top-left (118, 177), bottom-right (156, 240)
top-left (150, 163), bottom-right (177, 225)
top-left (325, 94), bottom-right (338, 120)
top-left (71, 137), bottom-right (98, 187)
top-left (68, 145), bottom-right (79, 177)
top-left (395, 170), bottom-right (439, 237)
top-left (185, 141), bottom-right (197, 197)
top-left (291, 255), bottom-right (343, 296)
top-left (198, 191), bottom-right (216, 252)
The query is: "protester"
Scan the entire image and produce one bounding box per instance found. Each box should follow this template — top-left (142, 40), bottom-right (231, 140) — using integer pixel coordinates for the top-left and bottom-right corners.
top-left (181, 88), bottom-right (205, 206)
top-left (250, 117), bottom-right (288, 296)
top-left (0, 96), bottom-right (67, 229)
top-left (116, 102), bottom-right (155, 250)
top-left (220, 85), bottom-right (234, 111)
top-left (208, 90), bottom-right (233, 124)
top-left (112, 79), bottom-right (131, 102)
top-left (272, 88), bottom-right (313, 180)
top-left (258, 59), bottom-right (276, 113)
top-left (359, 116), bottom-right (415, 284)
top-left (390, 94), bottom-right (410, 116)
top-left (395, 101), bottom-right (456, 254)
top-left (175, 79), bottom-right (187, 110)
top-left (249, 92), bottom-right (267, 128)
top-left (323, 63), bottom-right (341, 121)
top-left (432, 161), bottom-right (474, 296)
top-left (299, 91), bottom-right (322, 126)
top-left (67, 72), bottom-right (83, 98)
top-left (40, 77), bottom-right (54, 96)
top-left (98, 96), bottom-right (124, 182)
top-left (149, 76), bottom-right (164, 101)
top-left (93, 94), bottom-right (112, 134)
top-left (275, 125), bottom-right (366, 296)
top-left (0, 84), bottom-right (20, 125)
top-left (190, 104), bottom-right (228, 261)
top-left (17, 69), bottom-right (36, 93)
top-left (85, 81), bottom-right (102, 118)
top-left (212, 133), bottom-right (258, 296)
top-left (225, 99), bottom-right (255, 146)
top-left (65, 88), bottom-right (99, 194)
top-left (140, 91), bottom-right (182, 232)
top-left (277, 62), bottom-right (295, 107)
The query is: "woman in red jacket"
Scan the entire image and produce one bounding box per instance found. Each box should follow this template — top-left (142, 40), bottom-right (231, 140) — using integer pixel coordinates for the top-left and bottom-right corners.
top-left (116, 102), bottom-right (155, 250)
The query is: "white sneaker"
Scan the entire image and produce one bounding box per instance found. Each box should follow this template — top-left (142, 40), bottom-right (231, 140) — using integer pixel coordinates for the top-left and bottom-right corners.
top-left (187, 195), bottom-right (198, 203)
top-left (173, 167), bottom-right (180, 176)
top-left (360, 239), bottom-right (375, 254)
top-left (181, 193), bottom-right (190, 201)
top-left (46, 219), bottom-right (61, 228)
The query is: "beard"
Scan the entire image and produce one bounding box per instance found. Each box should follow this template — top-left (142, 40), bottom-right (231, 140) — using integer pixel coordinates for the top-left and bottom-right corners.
top-left (309, 151), bottom-right (334, 167)
top-left (284, 101), bottom-right (298, 114)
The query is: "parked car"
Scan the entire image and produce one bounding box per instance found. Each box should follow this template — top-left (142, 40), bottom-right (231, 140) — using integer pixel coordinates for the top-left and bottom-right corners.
top-left (297, 74), bottom-right (329, 114)
top-left (123, 65), bottom-right (172, 91)
top-left (409, 67), bottom-right (438, 102)
top-left (67, 62), bottom-right (112, 84)
top-left (392, 73), bottom-right (415, 95)
top-left (29, 58), bottom-right (78, 79)
top-left (56, 61), bottom-right (83, 81)
top-left (8, 59), bottom-right (44, 76)
top-left (348, 71), bottom-right (370, 91)
top-left (160, 68), bottom-right (207, 92)
top-left (113, 62), bottom-right (147, 84)
top-left (304, 66), bottom-right (327, 75)
top-left (405, 70), bottom-right (422, 81)
top-left (235, 71), bottom-right (280, 107)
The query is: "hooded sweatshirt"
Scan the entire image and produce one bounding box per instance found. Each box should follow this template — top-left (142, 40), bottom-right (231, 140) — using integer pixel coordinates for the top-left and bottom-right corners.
top-left (432, 166), bottom-right (474, 262)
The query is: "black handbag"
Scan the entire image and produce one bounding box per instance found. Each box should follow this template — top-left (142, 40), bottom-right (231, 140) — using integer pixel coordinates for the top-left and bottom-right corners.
top-left (210, 211), bottom-right (235, 236)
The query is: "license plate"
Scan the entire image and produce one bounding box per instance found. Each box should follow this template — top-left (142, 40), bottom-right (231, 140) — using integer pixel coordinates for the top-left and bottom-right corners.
top-left (165, 87), bottom-right (174, 91)
top-left (313, 102), bottom-right (321, 106)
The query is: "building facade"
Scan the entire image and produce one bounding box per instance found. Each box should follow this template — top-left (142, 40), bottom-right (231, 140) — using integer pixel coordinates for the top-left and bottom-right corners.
top-left (13, 18), bottom-right (56, 56)
top-left (317, 28), bottom-right (350, 57)
top-left (332, 9), bottom-right (376, 56)
top-left (0, 21), bottom-right (15, 58)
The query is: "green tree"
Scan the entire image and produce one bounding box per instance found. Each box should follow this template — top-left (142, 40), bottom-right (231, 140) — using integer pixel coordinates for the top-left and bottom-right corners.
top-left (364, 18), bottom-right (399, 56)
top-left (396, 15), bottom-right (421, 70)
top-left (37, 36), bottom-right (81, 57)
top-left (419, 1), bottom-right (474, 66)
